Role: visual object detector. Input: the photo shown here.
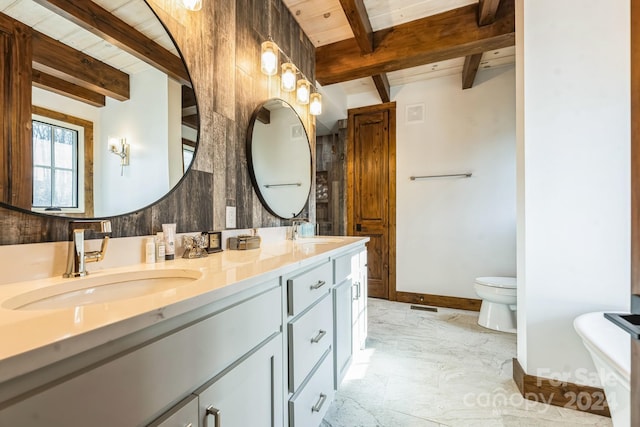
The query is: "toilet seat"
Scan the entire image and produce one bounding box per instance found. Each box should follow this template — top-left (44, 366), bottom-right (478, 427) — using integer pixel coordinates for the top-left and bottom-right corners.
top-left (474, 276), bottom-right (517, 333)
top-left (475, 277), bottom-right (516, 289)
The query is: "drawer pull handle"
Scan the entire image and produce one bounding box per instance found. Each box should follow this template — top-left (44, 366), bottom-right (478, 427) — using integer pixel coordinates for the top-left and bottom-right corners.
top-left (206, 406), bottom-right (221, 427)
top-left (311, 329), bottom-right (327, 343)
top-left (311, 393), bottom-right (327, 413)
top-left (352, 282), bottom-right (360, 300)
top-left (185, 424), bottom-right (193, 427)
top-left (310, 280), bottom-right (326, 290)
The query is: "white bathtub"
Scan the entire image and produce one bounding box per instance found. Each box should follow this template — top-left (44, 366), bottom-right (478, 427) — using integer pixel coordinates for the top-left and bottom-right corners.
top-left (574, 312), bottom-right (630, 427)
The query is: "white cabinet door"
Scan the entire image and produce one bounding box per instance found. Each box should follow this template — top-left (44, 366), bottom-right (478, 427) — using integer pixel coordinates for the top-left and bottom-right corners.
top-left (352, 249), bottom-right (368, 353)
top-left (197, 335), bottom-right (283, 427)
top-left (333, 277), bottom-right (352, 388)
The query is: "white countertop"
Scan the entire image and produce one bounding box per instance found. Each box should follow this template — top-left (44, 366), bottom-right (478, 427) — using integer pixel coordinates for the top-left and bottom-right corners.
top-left (0, 236), bottom-right (367, 383)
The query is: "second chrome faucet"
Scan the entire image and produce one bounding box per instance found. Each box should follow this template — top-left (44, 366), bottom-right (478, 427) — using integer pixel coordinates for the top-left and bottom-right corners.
top-left (64, 220), bottom-right (112, 278)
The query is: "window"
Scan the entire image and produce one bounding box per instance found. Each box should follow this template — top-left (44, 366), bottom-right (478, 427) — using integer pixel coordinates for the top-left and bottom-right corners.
top-left (183, 143), bottom-right (195, 173)
top-left (31, 114), bottom-right (85, 212)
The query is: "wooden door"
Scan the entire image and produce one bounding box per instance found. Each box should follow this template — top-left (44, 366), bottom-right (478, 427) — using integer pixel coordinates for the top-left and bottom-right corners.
top-left (631, 0), bottom-right (640, 424)
top-left (347, 103), bottom-right (396, 300)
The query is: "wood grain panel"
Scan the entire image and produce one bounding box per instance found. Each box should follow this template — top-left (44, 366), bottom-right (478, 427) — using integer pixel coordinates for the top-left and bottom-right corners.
top-left (478, 0), bottom-right (502, 26)
top-left (0, 0), bottom-right (316, 245)
top-left (348, 102), bottom-right (395, 300)
top-left (0, 15), bottom-right (32, 210)
top-left (396, 291), bottom-right (481, 311)
top-left (354, 112), bottom-right (386, 221)
top-left (512, 358), bottom-right (611, 418)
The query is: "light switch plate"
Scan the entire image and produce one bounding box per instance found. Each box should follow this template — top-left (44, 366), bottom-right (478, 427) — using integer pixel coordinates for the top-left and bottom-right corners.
top-left (226, 206), bottom-right (236, 229)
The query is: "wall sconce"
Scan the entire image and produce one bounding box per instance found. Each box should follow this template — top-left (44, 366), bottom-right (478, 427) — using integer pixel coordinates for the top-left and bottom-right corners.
top-left (309, 93), bottom-right (322, 116)
top-left (259, 40), bottom-right (322, 115)
top-left (296, 79), bottom-right (310, 105)
top-left (108, 137), bottom-right (130, 176)
top-left (261, 41), bottom-right (278, 76)
top-left (180, 0), bottom-right (202, 11)
top-left (281, 63), bottom-right (297, 92)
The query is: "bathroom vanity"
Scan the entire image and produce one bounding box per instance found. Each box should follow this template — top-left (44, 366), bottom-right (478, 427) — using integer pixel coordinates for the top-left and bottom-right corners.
top-left (0, 236), bottom-right (367, 427)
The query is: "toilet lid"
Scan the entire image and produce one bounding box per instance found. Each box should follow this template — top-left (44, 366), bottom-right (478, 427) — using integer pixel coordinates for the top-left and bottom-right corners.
top-left (475, 277), bottom-right (517, 289)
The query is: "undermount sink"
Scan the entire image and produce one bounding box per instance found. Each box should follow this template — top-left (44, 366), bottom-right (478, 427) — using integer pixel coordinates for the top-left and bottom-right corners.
top-left (294, 237), bottom-right (345, 244)
top-left (2, 269), bottom-right (203, 311)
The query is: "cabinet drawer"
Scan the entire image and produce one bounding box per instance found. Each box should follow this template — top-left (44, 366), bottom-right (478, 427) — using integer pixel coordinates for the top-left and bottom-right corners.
top-left (288, 294), bottom-right (333, 392)
top-left (287, 260), bottom-right (332, 316)
top-left (148, 395), bottom-right (198, 427)
top-left (289, 350), bottom-right (334, 427)
top-left (333, 251), bottom-right (358, 284)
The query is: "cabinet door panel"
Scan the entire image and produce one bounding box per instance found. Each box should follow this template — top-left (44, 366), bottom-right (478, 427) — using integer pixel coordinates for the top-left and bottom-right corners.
top-left (0, 284), bottom-right (281, 427)
top-left (333, 278), bottom-right (352, 388)
top-left (197, 336), bottom-right (283, 427)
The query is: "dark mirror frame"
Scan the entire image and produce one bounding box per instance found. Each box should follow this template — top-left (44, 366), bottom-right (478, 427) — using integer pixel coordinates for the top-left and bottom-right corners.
top-left (246, 98), bottom-right (312, 220)
top-left (0, 0), bottom-right (199, 221)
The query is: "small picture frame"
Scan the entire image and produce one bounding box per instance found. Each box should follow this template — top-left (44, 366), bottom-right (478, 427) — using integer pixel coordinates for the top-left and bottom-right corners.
top-left (206, 231), bottom-right (223, 253)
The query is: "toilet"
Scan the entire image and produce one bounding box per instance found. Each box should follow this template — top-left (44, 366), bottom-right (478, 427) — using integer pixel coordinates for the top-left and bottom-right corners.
top-left (474, 276), bottom-right (517, 333)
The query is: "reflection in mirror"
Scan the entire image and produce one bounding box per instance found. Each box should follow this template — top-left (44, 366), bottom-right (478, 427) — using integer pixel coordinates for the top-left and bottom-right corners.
top-left (247, 99), bottom-right (311, 219)
top-left (0, 0), bottom-right (197, 218)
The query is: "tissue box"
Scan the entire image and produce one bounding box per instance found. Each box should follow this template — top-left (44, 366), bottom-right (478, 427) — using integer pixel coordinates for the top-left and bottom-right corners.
top-left (228, 235), bottom-right (261, 250)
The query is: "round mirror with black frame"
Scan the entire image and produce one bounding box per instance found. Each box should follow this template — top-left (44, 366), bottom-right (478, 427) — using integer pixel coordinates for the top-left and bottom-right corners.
top-left (247, 98), bottom-right (312, 220)
top-left (0, 0), bottom-right (198, 219)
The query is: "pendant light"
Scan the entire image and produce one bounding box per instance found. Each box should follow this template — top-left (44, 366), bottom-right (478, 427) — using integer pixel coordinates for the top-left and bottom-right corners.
top-left (281, 63), bottom-right (297, 92)
top-left (181, 0), bottom-right (202, 11)
top-left (260, 41), bottom-right (279, 76)
top-left (309, 93), bottom-right (322, 116)
top-left (296, 79), bottom-right (310, 104)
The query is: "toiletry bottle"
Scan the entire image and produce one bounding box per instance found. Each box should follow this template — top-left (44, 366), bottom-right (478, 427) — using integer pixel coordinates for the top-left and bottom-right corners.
top-left (156, 232), bottom-right (166, 262)
top-left (162, 223), bottom-right (176, 260)
top-left (145, 237), bottom-right (156, 264)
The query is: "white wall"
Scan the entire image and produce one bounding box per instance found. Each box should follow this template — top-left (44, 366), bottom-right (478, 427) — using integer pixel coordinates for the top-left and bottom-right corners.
top-left (517, 0), bottom-right (630, 384)
top-left (348, 68), bottom-right (517, 299)
top-left (97, 68), bottom-right (172, 217)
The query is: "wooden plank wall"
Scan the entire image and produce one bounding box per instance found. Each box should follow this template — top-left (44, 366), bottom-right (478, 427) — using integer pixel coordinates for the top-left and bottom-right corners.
top-left (0, 0), bottom-right (316, 245)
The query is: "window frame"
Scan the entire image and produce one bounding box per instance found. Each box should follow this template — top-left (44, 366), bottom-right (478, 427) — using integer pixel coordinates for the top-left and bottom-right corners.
top-left (30, 107), bottom-right (93, 216)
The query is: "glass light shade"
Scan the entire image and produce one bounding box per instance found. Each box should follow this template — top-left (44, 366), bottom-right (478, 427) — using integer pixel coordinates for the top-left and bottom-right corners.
top-left (261, 41), bottom-right (278, 76)
top-left (309, 93), bottom-right (322, 116)
top-left (296, 79), bottom-right (310, 104)
top-left (181, 0), bottom-right (202, 11)
top-left (281, 63), bottom-right (297, 92)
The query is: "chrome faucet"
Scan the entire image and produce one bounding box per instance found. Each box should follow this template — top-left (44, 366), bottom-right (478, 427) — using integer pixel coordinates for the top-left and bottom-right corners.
top-left (64, 220), bottom-right (112, 278)
top-left (291, 218), bottom-right (309, 240)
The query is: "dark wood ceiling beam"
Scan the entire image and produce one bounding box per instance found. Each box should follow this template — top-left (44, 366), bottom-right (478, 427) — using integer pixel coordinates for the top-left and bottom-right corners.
top-left (372, 74), bottom-right (390, 103)
top-left (32, 70), bottom-right (106, 107)
top-left (339, 0), bottom-right (374, 53)
top-left (463, 0), bottom-right (502, 89)
top-left (317, 0), bottom-right (514, 85)
top-left (338, 0), bottom-right (390, 102)
top-left (31, 30), bottom-right (130, 101)
top-left (462, 53), bottom-right (483, 89)
top-left (32, 0), bottom-right (190, 86)
top-left (478, 0), bottom-right (503, 26)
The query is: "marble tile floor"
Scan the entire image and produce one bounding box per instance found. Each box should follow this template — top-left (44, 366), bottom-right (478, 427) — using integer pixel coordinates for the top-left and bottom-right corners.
top-left (321, 299), bottom-right (613, 427)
